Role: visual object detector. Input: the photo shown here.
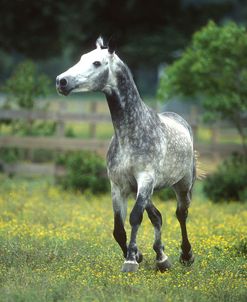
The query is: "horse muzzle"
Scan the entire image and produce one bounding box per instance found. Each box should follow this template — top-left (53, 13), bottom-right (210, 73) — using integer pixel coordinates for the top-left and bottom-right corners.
top-left (56, 75), bottom-right (76, 96)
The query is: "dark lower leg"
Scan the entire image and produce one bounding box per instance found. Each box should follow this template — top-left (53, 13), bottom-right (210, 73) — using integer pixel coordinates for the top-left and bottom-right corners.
top-left (146, 203), bottom-right (165, 261)
top-left (146, 203), bottom-right (171, 271)
top-left (176, 206), bottom-right (193, 262)
top-left (113, 212), bottom-right (127, 258)
top-left (126, 201), bottom-right (144, 262)
top-left (121, 202), bottom-right (144, 272)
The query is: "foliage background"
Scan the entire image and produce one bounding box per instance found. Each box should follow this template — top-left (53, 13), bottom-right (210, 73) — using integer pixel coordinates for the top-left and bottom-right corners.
top-left (0, 0), bottom-right (247, 89)
top-left (157, 20), bottom-right (247, 153)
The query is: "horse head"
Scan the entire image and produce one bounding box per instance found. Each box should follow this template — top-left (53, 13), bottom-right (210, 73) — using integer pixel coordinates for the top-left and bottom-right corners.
top-left (56, 37), bottom-right (116, 95)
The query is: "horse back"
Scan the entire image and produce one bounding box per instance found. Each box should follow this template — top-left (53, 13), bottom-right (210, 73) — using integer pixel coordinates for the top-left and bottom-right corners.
top-left (158, 111), bottom-right (194, 142)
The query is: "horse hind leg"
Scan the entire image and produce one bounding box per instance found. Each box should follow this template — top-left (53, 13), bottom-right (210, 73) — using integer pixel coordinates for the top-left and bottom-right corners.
top-left (146, 202), bottom-right (172, 272)
top-left (173, 176), bottom-right (195, 266)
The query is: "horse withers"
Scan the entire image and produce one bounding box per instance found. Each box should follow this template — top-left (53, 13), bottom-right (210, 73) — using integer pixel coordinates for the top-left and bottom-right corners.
top-left (56, 37), bottom-right (196, 273)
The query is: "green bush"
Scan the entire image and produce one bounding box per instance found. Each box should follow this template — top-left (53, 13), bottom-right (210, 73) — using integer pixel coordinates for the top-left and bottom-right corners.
top-left (55, 151), bottom-right (109, 194)
top-left (10, 121), bottom-right (56, 137)
top-left (203, 153), bottom-right (247, 202)
top-left (65, 127), bottom-right (76, 138)
top-left (0, 148), bottom-right (56, 165)
top-left (31, 149), bottom-right (56, 163)
top-left (0, 148), bottom-right (24, 164)
top-left (154, 188), bottom-right (175, 201)
top-left (28, 121), bottom-right (56, 136)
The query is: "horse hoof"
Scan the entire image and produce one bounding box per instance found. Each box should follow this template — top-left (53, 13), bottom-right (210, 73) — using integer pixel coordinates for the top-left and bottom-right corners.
top-left (179, 251), bottom-right (195, 266)
top-left (121, 261), bottom-right (139, 273)
top-left (136, 251), bottom-right (143, 263)
top-left (156, 258), bottom-right (172, 272)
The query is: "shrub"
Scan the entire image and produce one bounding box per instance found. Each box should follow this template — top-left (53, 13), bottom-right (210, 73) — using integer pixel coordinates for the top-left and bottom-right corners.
top-left (29, 121), bottom-right (56, 136)
top-left (55, 151), bottom-right (109, 194)
top-left (65, 127), bottom-right (76, 138)
top-left (0, 147), bottom-right (23, 164)
top-left (203, 153), bottom-right (247, 202)
top-left (31, 149), bottom-right (56, 163)
top-left (10, 121), bottom-right (56, 137)
top-left (154, 188), bottom-right (175, 201)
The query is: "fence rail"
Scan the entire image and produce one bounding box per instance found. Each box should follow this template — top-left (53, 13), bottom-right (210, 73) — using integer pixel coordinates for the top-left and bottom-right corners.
top-left (0, 136), bottom-right (109, 153)
top-left (0, 135), bottom-right (241, 154)
top-left (0, 104), bottom-right (243, 176)
top-left (0, 109), bottom-right (111, 123)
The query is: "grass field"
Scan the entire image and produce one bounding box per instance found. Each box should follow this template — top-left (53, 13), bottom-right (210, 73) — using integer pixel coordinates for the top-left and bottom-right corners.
top-left (0, 176), bottom-right (246, 302)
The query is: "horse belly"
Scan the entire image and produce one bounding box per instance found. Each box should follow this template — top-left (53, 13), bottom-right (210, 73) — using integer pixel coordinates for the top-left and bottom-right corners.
top-left (164, 146), bottom-right (193, 187)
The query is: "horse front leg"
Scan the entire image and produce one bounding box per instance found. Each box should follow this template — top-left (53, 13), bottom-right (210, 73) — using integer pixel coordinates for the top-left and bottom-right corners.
top-left (121, 173), bottom-right (153, 273)
top-left (146, 202), bottom-right (172, 272)
top-left (111, 183), bottom-right (128, 258)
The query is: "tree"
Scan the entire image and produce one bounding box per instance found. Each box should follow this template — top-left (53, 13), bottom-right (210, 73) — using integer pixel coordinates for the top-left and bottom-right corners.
top-left (3, 60), bottom-right (51, 110)
top-left (2, 60), bottom-right (51, 135)
top-left (0, 0), bottom-right (236, 64)
top-left (0, 1), bottom-right (61, 59)
top-left (157, 21), bottom-right (247, 154)
top-left (58, 0), bottom-right (235, 66)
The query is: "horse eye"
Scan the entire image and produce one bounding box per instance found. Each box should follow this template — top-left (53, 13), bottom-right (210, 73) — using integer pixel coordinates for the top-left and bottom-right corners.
top-left (93, 61), bottom-right (101, 67)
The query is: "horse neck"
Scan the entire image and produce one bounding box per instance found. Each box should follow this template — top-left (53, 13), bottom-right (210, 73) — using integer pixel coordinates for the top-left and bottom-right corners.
top-left (104, 63), bottom-right (154, 138)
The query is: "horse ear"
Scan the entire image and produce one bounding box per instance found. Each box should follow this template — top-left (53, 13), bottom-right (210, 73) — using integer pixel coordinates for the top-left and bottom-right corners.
top-left (108, 36), bottom-right (116, 54)
top-left (96, 36), bottom-right (104, 49)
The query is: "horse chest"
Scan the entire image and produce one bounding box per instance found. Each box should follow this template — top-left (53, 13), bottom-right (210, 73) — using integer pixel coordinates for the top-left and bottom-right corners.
top-left (107, 135), bottom-right (163, 191)
top-left (107, 144), bottom-right (135, 187)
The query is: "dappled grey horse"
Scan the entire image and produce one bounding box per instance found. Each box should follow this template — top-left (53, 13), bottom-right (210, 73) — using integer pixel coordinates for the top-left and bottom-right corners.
top-left (56, 37), bottom-right (196, 272)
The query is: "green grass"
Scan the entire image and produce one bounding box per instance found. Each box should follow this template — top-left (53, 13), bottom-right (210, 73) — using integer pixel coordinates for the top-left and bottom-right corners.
top-left (0, 176), bottom-right (246, 302)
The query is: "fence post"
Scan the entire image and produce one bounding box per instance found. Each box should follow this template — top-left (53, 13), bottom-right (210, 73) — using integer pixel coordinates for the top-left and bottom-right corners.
top-left (56, 102), bottom-right (66, 137)
top-left (89, 101), bottom-right (97, 138)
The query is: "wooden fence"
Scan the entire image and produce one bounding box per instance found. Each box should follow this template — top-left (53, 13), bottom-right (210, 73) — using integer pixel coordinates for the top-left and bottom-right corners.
top-left (0, 103), bottom-right (111, 153)
top-left (0, 103), bottom-right (242, 176)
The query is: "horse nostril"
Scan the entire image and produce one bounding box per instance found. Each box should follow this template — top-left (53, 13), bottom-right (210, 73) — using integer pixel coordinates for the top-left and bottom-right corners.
top-left (59, 78), bottom-right (68, 87)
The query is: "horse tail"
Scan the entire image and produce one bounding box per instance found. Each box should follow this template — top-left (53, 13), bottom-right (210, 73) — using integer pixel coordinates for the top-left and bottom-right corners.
top-left (194, 150), bottom-right (206, 181)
